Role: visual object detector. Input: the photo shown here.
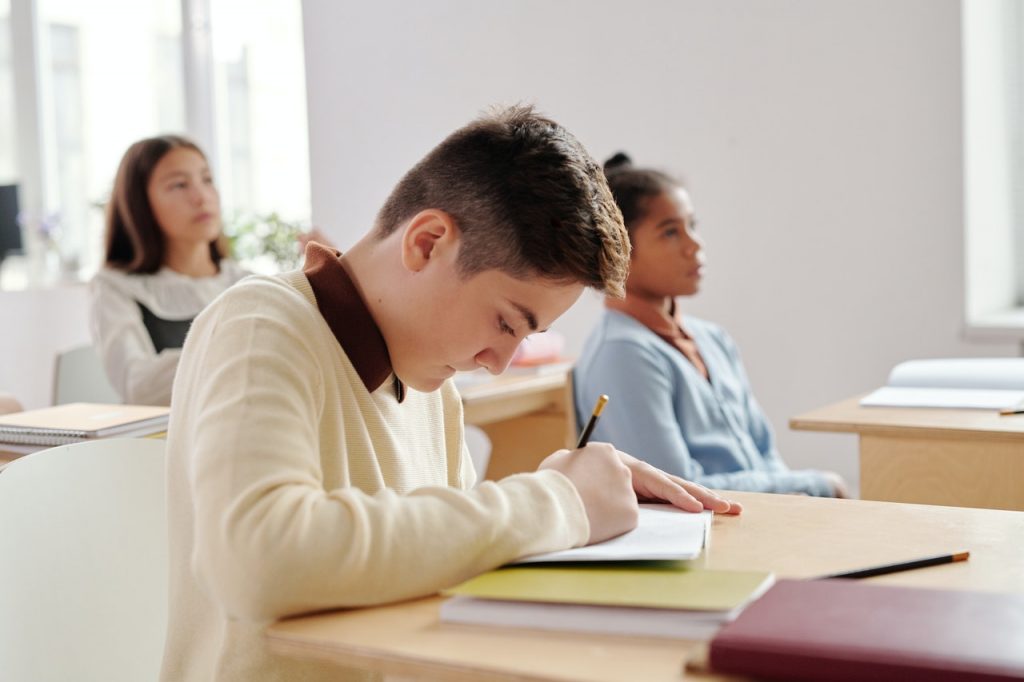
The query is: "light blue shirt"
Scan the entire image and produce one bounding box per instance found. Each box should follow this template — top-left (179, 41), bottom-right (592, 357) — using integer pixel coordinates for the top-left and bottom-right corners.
top-left (574, 310), bottom-right (832, 496)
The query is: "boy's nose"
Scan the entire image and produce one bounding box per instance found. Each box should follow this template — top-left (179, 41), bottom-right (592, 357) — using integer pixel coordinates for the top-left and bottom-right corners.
top-left (476, 342), bottom-right (519, 375)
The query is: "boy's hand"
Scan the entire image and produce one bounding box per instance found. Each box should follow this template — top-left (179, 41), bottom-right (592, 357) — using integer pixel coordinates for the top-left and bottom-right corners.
top-left (538, 443), bottom-right (743, 546)
top-left (538, 443), bottom-right (639, 544)
top-left (619, 452), bottom-right (742, 515)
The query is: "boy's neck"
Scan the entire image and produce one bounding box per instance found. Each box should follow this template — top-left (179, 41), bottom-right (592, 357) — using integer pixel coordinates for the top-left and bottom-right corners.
top-left (339, 234), bottom-right (390, 335)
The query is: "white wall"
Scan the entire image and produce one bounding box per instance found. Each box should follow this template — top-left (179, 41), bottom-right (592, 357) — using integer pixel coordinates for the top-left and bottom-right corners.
top-left (300, 0), bottom-right (1016, 491)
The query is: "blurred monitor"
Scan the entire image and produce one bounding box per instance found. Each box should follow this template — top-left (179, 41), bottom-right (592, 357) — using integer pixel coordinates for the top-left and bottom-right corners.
top-left (0, 184), bottom-right (22, 264)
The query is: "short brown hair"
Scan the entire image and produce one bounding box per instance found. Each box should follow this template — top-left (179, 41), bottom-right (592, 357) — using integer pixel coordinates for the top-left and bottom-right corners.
top-left (375, 105), bottom-right (630, 297)
top-left (103, 134), bottom-right (229, 274)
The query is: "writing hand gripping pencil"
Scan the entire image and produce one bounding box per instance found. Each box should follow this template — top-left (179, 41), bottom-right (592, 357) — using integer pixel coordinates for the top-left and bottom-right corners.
top-left (540, 395), bottom-right (742, 544)
top-left (576, 394), bottom-right (741, 516)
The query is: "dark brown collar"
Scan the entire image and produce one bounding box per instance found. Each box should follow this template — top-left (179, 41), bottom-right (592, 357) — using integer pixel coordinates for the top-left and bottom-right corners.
top-left (303, 242), bottom-right (404, 400)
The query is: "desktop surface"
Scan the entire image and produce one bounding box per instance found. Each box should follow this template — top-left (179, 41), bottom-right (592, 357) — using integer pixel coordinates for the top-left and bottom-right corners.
top-left (266, 491), bottom-right (1024, 681)
top-left (791, 394), bottom-right (1024, 439)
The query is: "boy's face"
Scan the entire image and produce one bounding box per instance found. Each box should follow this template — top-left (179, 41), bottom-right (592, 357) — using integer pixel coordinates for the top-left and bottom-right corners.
top-left (384, 218), bottom-right (583, 392)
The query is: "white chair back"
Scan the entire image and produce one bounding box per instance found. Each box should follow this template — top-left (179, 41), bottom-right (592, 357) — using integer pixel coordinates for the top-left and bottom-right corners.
top-left (464, 424), bottom-right (493, 483)
top-left (53, 344), bottom-right (121, 405)
top-left (0, 438), bottom-right (168, 682)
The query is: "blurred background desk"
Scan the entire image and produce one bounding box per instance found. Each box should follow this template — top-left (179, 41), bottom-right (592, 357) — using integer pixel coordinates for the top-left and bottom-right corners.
top-left (2, 373), bottom-right (577, 475)
top-left (791, 395), bottom-right (1024, 510)
top-left (459, 369), bottom-right (575, 480)
top-left (265, 491), bottom-right (1024, 681)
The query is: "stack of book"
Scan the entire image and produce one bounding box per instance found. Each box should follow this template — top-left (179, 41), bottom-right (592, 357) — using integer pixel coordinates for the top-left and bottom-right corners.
top-left (442, 564), bottom-right (775, 640)
top-left (0, 403), bottom-right (170, 455)
top-left (440, 504), bottom-right (774, 640)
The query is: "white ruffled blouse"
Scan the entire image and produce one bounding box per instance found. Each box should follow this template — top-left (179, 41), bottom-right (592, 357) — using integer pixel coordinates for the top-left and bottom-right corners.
top-left (89, 261), bottom-right (249, 405)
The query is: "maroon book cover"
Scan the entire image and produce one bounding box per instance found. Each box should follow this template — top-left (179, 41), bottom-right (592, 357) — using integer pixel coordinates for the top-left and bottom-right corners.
top-left (708, 579), bottom-right (1024, 682)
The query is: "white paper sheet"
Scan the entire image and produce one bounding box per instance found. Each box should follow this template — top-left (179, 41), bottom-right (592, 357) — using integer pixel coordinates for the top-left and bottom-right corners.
top-left (512, 504), bottom-right (710, 564)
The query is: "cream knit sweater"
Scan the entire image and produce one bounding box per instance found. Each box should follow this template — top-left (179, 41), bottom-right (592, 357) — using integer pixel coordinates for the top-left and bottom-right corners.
top-left (160, 270), bottom-right (589, 681)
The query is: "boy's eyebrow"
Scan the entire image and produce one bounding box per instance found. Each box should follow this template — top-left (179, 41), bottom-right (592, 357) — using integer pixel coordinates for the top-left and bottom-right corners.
top-left (508, 300), bottom-right (539, 332)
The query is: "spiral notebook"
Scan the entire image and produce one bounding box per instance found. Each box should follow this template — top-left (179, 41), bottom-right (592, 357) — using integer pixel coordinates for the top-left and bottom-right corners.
top-left (0, 403), bottom-right (169, 446)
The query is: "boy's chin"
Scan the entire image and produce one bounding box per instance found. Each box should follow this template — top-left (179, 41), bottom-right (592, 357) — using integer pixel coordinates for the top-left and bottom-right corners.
top-left (397, 372), bottom-right (450, 394)
top-left (408, 378), bottom-right (446, 393)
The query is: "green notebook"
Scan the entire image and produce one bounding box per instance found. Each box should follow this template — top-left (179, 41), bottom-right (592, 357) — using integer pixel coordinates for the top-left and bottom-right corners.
top-left (441, 565), bottom-right (775, 640)
top-left (444, 564), bottom-right (774, 612)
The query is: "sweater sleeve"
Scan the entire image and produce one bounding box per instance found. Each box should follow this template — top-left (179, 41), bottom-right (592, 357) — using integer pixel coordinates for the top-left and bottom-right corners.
top-left (580, 336), bottom-right (832, 496)
top-left (176, 288), bottom-right (589, 622)
top-left (89, 271), bottom-right (179, 406)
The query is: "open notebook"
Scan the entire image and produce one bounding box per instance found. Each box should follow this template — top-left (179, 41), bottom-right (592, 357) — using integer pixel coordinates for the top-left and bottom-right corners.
top-left (441, 505), bottom-right (769, 640)
top-left (859, 358), bottom-right (1024, 411)
top-left (512, 504), bottom-right (711, 564)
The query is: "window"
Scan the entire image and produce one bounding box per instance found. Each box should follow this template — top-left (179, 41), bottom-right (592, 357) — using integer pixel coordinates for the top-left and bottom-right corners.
top-left (47, 23), bottom-right (84, 271)
top-left (963, 0), bottom-right (1024, 339)
top-left (33, 0), bottom-right (187, 278)
top-left (0, 0), bottom-right (310, 289)
top-left (0, 0), bottom-right (16, 184)
top-left (210, 0), bottom-right (310, 229)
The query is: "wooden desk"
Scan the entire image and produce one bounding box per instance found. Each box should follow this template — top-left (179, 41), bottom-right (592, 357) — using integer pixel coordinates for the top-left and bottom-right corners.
top-left (790, 395), bottom-right (1024, 511)
top-left (459, 370), bottom-right (575, 480)
top-left (266, 492), bottom-right (1024, 681)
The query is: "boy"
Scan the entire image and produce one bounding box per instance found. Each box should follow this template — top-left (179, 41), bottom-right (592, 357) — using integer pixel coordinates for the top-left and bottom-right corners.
top-left (161, 106), bottom-right (740, 681)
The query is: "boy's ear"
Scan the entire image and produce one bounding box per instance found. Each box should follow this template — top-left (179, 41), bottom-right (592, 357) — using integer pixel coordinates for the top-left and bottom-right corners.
top-left (400, 209), bottom-right (459, 273)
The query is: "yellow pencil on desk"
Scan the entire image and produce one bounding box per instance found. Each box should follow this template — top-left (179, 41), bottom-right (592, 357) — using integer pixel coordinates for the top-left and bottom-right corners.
top-left (577, 394), bottom-right (608, 448)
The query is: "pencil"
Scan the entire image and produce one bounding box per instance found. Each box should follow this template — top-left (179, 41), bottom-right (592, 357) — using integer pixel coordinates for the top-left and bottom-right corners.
top-left (999, 399), bottom-right (1024, 416)
top-left (576, 394), bottom-right (609, 448)
top-left (821, 551), bottom-right (970, 580)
